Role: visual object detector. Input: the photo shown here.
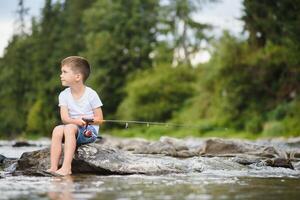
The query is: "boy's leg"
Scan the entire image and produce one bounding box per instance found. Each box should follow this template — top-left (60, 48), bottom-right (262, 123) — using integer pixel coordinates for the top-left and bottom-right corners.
top-left (56, 124), bottom-right (77, 175)
top-left (49, 125), bottom-right (64, 172)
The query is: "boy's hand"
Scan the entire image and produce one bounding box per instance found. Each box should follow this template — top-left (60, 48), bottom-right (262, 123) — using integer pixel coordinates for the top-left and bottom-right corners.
top-left (75, 118), bottom-right (86, 126)
top-left (82, 118), bottom-right (94, 124)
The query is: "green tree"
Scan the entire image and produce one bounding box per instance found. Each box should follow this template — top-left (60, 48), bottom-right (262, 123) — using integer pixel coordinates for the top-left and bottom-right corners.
top-left (242, 0), bottom-right (300, 49)
top-left (83, 0), bottom-right (161, 117)
top-left (0, 35), bottom-right (36, 136)
top-left (158, 0), bottom-right (215, 66)
top-left (0, 0), bottom-right (96, 136)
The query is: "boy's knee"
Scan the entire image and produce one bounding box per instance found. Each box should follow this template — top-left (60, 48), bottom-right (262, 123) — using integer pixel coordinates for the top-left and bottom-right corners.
top-left (52, 125), bottom-right (64, 138)
top-left (64, 124), bottom-right (77, 134)
top-left (53, 125), bottom-right (64, 131)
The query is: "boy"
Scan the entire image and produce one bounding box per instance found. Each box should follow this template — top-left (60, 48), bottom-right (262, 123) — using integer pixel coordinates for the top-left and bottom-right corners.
top-left (46, 56), bottom-right (103, 176)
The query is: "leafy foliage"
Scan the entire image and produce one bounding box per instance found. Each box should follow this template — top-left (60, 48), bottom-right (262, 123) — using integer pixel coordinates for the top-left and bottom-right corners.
top-left (83, 0), bottom-right (161, 117)
top-left (173, 31), bottom-right (300, 136)
top-left (117, 64), bottom-right (195, 121)
top-left (242, 0), bottom-right (300, 48)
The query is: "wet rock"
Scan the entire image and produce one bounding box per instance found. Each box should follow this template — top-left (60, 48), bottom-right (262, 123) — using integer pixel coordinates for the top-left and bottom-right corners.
top-left (3, 136), bottom-right (300, 176)
top-left (265, 158), bottom-right (294, 169)
top-left (285, 137), bottom-right (300, 148)
top-left (97, 136), bottom-right (198, 158)
top-left (16, 148), bottom-right (52, 172)
top-left (232, 156), bottom-right (261, 166)
top-left (3, 159), bottom-right (18, 173)
top-left (1, 154), bottom-right (18, 171)
top-left (94, 136), bottom-right (203, 158)
top-left (11, 143), bottom-right (203, 176)
top-left (200, 138), bottom-right (286, 158)
top-left (0, 154), bottom-right (5, 164)
top-left (73, 143), bottom-right (200, 175)
top-left (0, 155), bottom-right (18, 173)
top-left (12, 141), bottom-right (35, 147)
top-left (118, 138), bottom-right (150, 151)
top-left (159, 136), bottom-right (189, 151)
top-left (258, 146), bottom-right (282, 158)
top-left (289, 151), bottom-right (300, 159)
top-left (233, 156), bottom-right (294, 169)
top-left (134, 141), bottom-right (177, 157)
top-left (293, 161), bottom-right (300, 170)
top-left (176, 150), bottom-right (198, 158)
top-left (200, 138), bottom-right (258, 155)
top-left (132, 137), bottom-right (197, 158)
top-left (96, 136), bottom-right (150, 152)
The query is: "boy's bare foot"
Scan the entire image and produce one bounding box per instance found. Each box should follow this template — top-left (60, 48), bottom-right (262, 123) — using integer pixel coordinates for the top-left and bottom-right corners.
top-left (55, 169), bottom-right (72, 176)
top-left (46, 168), bottom-right (57, 173)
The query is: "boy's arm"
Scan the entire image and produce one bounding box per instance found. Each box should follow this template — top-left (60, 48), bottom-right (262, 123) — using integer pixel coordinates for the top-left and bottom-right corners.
top-left (92, 107), bottom-right (104, 125)
top-left (60, 106), bottom-right (86, 126)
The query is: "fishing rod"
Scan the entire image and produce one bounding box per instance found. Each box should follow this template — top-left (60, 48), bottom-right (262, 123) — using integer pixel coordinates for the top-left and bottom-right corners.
top-left (83, 118), bottom-right (228, 141)
top-left (102, 119), bottom-right (228, 131)
top-left (83, 118), bottom-right (228, 131)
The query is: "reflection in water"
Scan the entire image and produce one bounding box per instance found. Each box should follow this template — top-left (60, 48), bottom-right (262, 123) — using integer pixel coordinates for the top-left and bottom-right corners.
top-left (48, 176), bottom-right (74, 200)
top-left (0, 174), bottom-right (300, 199)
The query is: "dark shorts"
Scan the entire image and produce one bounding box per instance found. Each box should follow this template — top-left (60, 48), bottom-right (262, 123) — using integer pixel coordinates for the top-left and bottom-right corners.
top-left (76, 125), bottom-right (98, 145)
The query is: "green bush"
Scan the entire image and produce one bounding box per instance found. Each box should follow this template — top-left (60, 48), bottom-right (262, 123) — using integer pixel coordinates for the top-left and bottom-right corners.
top-left (26, 99), bottom-right (44, 134)
top-left (279, 101), bottom-right (300, 136)
top-left (282, 118), bottom-right (300, 136)
top-left (244, 113), bottom-right (263, 133)
top-left (26, 96), bottom-right (59, 136)
top-left (117, 63), bottom-right (196, 122)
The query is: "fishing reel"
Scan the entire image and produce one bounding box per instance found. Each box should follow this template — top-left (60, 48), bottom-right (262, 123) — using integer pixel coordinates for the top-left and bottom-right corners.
top-left (82, 118), bottom-right (94, 138)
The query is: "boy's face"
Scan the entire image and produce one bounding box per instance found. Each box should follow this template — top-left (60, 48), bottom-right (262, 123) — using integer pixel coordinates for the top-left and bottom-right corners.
top-left (60, 64), bottom-right (81, 87)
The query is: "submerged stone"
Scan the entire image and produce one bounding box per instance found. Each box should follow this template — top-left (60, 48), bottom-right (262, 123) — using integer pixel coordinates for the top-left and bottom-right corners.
top-left (265, 158), bottom-right (294, 169)
top-left (12, 141), bottom-right (35, 147)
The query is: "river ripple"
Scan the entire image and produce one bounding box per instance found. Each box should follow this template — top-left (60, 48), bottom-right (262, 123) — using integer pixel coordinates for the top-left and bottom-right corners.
top-left (1, 173), bottom-right (300, 200)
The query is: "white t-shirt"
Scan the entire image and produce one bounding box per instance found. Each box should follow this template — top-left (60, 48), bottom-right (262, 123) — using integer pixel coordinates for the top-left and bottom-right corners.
top-left (58, 86), bottom-right (103, 133)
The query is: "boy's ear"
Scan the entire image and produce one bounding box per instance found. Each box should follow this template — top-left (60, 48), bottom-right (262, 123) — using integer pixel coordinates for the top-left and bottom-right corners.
top-left (75, 73), bottom-right (82, 81)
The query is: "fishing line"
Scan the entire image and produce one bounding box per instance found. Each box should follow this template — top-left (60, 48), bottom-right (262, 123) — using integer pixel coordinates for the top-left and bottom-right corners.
top-left (101, 119), bottom-right (228, 131)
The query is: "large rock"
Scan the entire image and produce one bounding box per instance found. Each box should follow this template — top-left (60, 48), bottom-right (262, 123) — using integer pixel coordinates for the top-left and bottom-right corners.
top-left (103, 137), bottom-right (199, 158)
top-left (13, 143), bottom-right (203, 176)
top-left (73, 143), bottom-right (203, 174)
top-left (200, 138), bottom-right (287, 158)
top-left (16, 147), bottom-right (55, 173)
top-left (201, 138), bottom-right (260, 155)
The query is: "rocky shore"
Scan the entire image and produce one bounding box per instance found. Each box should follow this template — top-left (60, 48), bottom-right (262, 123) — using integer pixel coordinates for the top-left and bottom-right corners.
top-left (1, 136), bottom-right (300, 176)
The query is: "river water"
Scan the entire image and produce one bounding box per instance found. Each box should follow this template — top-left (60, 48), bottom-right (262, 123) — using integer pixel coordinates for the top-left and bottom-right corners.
top-left (1, 140), bottom-right (300, 200)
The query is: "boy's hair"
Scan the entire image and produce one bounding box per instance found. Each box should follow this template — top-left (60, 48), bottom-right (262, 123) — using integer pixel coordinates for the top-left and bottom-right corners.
top-left (61, 56), bottom-right (90, 82)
